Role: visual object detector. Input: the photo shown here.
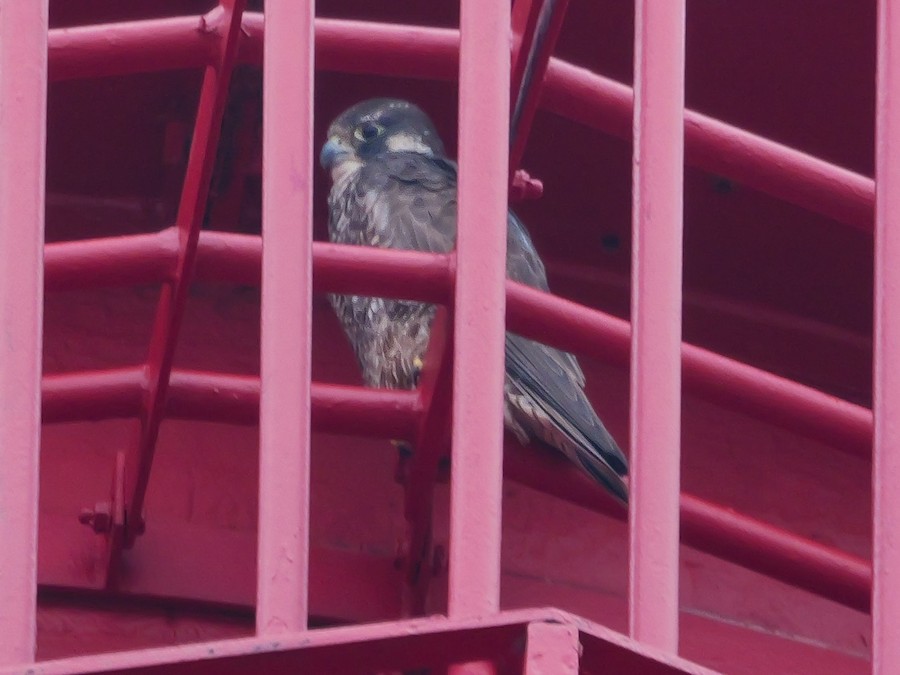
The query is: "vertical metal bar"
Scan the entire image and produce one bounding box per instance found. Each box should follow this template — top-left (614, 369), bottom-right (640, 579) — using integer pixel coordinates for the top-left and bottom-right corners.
top-left (873, 1), bottom-right (900, 672)
top-left (256, 0), bottom-right (314, 634)
top-left (524, 622), bottom-right (580, 675)
top-left (447, 0), bottom-right (511, 618)
top-left (0, 0), bottom-right (47, 664)
top-left (628, 0), bottom-right (685, 652)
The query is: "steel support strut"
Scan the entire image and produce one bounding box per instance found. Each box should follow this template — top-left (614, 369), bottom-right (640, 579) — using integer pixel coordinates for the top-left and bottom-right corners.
top-left (36, 1), bottom-right (878, 632)
top-left (628, 0), bottom-right (686, 652)
top-left (45, 230), bottom-right (873, 458)
top-left (509, 0), bottom-right (571, 179)
top-left (256, 0), bottom-right (316, 634)
top-left (89, 3), bottom-right (249, 564)
top-left (44, 234), bottom-right (873, 611)
top-left (448, 0), bottom-right (511, 619)
top-left (0, 609), bottom-right (713, 674)
top-left (0, 0), bottom-right (48, 664)
top-left (47, 15), bottom-right (875, 232)
top-left (401, 310), bottom-right (454, 615)
top-left (872, 0), bottom-right (900, 671)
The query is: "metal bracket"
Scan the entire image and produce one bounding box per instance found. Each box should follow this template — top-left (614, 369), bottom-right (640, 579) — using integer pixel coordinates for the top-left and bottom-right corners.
top-left (78, 451), bottom-right (127, 588)
top-left (398, 308), bottom-right (454, 615)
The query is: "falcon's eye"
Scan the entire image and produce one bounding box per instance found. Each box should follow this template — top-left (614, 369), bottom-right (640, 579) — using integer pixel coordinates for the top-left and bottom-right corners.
top-left (354, 121), bottom-right (384, 142)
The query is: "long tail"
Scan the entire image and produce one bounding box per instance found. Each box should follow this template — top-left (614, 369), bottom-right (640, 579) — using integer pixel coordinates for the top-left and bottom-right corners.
top-left (505, 333), bottom-right (629, 504)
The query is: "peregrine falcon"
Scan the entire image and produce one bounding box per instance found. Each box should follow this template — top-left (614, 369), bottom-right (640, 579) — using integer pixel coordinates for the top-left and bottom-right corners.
top-left (320, 98), bottom-right (629, 504)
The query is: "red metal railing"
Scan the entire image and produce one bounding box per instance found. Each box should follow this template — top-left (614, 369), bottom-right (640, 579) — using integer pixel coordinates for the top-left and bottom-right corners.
top-left (872, 2), bottom-right (900, 673)
top-left (628, 0), bottom-right (685, 649)
top-left (0, 0), bottom-right (47, 665)
top-left (509, 0), bottom-right (570, 180)
top-left (1, 0), bottom-right (892, 671)
top-left (1, 608), bottom-right (716, 674)
top-left (124, 1), bottom-right (248, 554)
top-left (447, 0), bottom-right (510, 624)
top-left (40, 232), bottom-right (874, 613)
top-left (256, 0), bottom-right (315, 635)
top-left (47, 16), bottom-right (876, 233)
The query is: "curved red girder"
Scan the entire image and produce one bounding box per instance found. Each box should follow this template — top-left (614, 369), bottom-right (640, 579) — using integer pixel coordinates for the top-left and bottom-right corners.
top-left (47, 14), bottom-right (875, 232)
top-left (44, 231), bottom-right (873, 460)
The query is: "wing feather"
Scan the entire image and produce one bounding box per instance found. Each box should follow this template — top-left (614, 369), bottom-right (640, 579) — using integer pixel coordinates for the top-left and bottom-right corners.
top-left (506, 333), bottom-right (629, 502)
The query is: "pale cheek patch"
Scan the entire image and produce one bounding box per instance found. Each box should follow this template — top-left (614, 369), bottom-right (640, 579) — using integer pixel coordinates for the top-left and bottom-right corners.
top-left (331, 158), bottom-right (364, 185)
top-left (385, 132), bottom-right (434, 155)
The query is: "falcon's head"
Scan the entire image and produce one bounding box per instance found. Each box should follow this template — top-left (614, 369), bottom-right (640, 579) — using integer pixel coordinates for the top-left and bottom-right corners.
top-left (319, 98), bottom-right (446, 181)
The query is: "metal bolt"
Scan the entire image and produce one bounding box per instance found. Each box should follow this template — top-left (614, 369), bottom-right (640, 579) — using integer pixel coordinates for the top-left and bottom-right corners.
top-left (78, 502), bottom-right (112, 534)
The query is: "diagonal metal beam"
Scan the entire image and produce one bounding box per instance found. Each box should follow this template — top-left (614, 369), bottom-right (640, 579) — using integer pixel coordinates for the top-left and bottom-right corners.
top-left (509, 0), bottom-right (571, 178)
top-left (118, 1), bottom-right (249, 554)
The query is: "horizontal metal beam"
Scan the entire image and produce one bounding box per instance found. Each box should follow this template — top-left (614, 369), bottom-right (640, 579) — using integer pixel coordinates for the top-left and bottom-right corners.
top-left (4, 608), bottom-right (711, 674)
top-left (43, 231), bottom-right (872, 460)
top-left (42, 367), bottom-right (420, 439)
top-left (38, 514), bottom-right (402, 620)
top-left (505, 438), bottom-right (871, 613)
top-left (37, 366), bottom-right (873, 612)
top-left (872, 1), bottom-right (900, 669)
top-left (46, 15), bottom-right (874, 232)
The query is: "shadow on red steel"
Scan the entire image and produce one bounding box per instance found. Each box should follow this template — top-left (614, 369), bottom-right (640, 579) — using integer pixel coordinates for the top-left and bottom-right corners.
top-left (398, 309), bottom-right (454, 615)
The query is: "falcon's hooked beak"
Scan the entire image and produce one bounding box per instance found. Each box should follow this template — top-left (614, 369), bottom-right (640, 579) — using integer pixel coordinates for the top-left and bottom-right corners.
top-left (319, 137), bottom-right (352, 170)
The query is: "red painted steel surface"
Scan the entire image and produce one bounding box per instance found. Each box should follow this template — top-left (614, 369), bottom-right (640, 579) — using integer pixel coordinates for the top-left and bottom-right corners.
top-left (402, 310), bottom-right (454, 614)
top-left (256, 0), bottom-right (314, 635)
top-left (45, 16), bottom-right (875, 236)
top-left (0, 609), bottom-right (717, 675)
top-left (1, 0), bottom-right (885, 672)
top-left (873, 1), bottom-right (900, 672)
top-left (524, 621), bottom-right (580, 674)
top-left (0, 0), bottom-right (48, 664)
top-left (510, 0), bottom-right (541, 113)
top-left (509, 0), bottom-right (570, 180)
top-left (628, 0), bottom-right (686, 650)
top-left (38, 234), bottom-right (872, 610)
top-left (447, 0), bottom-right (510, 619)
top-left (43, 231), bottom-right (873, 459)
top-left (124, 1), bottom-right (247, 553)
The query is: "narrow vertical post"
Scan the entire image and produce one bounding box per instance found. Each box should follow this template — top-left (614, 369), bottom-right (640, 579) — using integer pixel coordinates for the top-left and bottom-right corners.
top-left (628, 0), bottom-right (686, 652)
top-left (448, 0), bottom-right (511, 618)
top-left (873, 1), bottom-right (900, 672)
top-left (257, 0), bottom-right (315, 633)
top-left (0, 0), bottom-right (48, 664)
